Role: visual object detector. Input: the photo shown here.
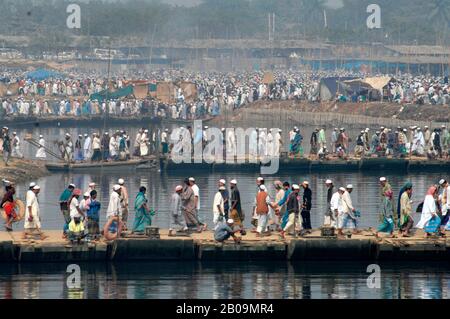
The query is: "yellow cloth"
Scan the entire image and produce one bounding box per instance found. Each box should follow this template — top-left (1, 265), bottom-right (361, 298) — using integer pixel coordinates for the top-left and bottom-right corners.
top-left (69, 220), bottom-right (85, 232)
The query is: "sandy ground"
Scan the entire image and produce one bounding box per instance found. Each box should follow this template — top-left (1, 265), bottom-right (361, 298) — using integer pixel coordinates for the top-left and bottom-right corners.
top-left (2, 228), bottom-right (446, 247)
top-left (0, 158), bottom-right (48, 184)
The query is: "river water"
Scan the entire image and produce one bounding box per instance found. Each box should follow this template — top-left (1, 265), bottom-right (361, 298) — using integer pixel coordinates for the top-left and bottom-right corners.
top-left (5, 123), bottom-right (450, 300)
top-left (0, 261), bottom-right (449, 299)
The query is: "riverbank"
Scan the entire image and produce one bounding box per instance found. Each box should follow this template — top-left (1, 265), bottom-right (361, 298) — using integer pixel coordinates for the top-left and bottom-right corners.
top-left (208, 101), bottom-right (450, 131)
top-left (0, 158), bottom-right (48, 184)
top-left (0, 229), bottom-right (449, 263)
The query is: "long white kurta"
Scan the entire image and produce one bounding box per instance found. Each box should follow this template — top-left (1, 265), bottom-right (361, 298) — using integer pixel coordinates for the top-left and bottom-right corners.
top-left (83, 137), bottom-right (92, 159)
top-left (416, 195), bottom-right (436, 229)
top-left (25, 190), bottom-right (41, 229)
top-left (107, 191), bottom-right (121, 218)
top-left (36, 138), bottom-right (47, 158)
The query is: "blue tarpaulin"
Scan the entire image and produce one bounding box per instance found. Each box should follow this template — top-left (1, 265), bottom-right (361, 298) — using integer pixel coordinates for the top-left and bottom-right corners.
top-left (26, 68), bottom-right (63, 81)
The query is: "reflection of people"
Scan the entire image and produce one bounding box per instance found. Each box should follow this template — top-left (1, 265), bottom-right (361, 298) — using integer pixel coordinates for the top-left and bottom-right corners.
top-left (214, 219), bottom-right (240, 243)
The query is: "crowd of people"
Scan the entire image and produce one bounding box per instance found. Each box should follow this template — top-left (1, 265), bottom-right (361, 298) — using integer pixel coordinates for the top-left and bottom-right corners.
top-left (1, 175), bottom-right (449, 244)
top-left (290, 125), bottom-right (450, 160)
top-left (1, 122), bottom-right (450, 166)
top-left (1, 69), bottom-right (449, 122)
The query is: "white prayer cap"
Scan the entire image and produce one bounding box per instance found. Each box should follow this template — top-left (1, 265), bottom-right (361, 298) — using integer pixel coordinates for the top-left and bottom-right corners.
top-left (257, 177), bottom-right (264, 182)
top-left (424, 126), bottom-right (429, 128)
top-left (29, 182), bottom-right (36, 188)
top-left (69, 183), bottom-right (76, 188)
top-left (204, 126), bottom-right (209, 129)
top-left (175, 185), bottom-right (183, 192)
top-left (84, 133), bottom-right (88, 137)
top-left (325, 179), bottom-right (333, 184)
top-left (118, 178), bottom-right (125, 185)
top-left (379, 177), bottom-right (387, 182)
top-left (303, 181), bottom-right (309, 185)
top-left (65, 133), bottom-right (70, 137)
top-left (189, 177), bottom-right (195, 182)
top-left (259, 185), bottom-right (267, 191)
top-left (439, 179), bottom-right (447, 185)
top-left (113, 184), bottom-right (121, 191)
top-left (403, 129), bottom-right (407, 132)
top-left (83, 192), bottom-right (90, 197)
top-left (339, 187), bottom-right (346, 192)
top-left (33, 185), bottom-right (40, 190)
top-left (13, 132), bottom-right (16, 135)
top-left (442, 125), bottom-right (446, 128)
top-left (39, 134), bottom-right (43, 138)
top-left (346, 184), bottom-right (353, 189)
top-left (230, 179), bottom-right (237, 185)
top-left (227, 219), bottom-right (234, 224)
top-left (219, 186), bottom-right (226, 191)
top-left (89, 182), bottom-right (96, 187)
top-left (292, 184), bottom-right (300, 190)
top-left (219, 179), bottom-right (226, 184)
top-left (144, 129), bottom-right (149, 132)
top-left (361, 130), bottom-right (364, 133)
top-left (78, 134), bottom-right (82, 137)
top-left (278, 129), bottom-right (282, 132)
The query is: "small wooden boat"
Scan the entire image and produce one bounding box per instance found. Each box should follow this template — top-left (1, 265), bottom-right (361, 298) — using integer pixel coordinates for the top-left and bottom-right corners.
top-left (45, 158), bottom-right (152, 172)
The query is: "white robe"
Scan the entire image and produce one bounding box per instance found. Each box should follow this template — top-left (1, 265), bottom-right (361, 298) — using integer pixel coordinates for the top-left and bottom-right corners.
top-left (36, 138), bottom-right (46, 158)
top-left (25, 190), bottom-right (41, 229)
top-left (258, 131), bottom-right (267, 157)
top-left (416, 195), bottom-right (437, 229)
top-left (83, 137), bottom-right (92, 159)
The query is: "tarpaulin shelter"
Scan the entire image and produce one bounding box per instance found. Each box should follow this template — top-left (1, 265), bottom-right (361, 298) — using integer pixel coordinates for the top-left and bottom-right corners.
top-left (342, 76), bottom-right (395, 101)
top-left (133, 84), bottom-right (149, 99)
top-left (319, 77), bottom-right (357, 101)
top-left (26, 68), bottom-right (63, 81)
top-left (90, 85), bottom-right (134, 102)
top-left (178, 82), bottom-right (197, 102)
top-left (262, 71), bottom-right (275, 84)
top-left (156, 82), bottom-right (177, 104)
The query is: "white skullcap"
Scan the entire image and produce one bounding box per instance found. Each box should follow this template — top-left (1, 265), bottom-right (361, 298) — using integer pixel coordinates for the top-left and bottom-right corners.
top-left (259, 185), bottom-right (267, 191)
top-left (175, 185), bottom-right (183, 192)
top-left (39, 134), bottom-right (43, 138)
top-left (83, 192), bottom-right (90, 197)
top-left (33, 185), bottom-right (40, 190)
top-left (89, 182), bottom-right (96, 187)
top-left (325, 179), bottom-right (333, 184)
top-left (230, 179), bottom-right (237, 184)
top-left (113, 184), bottom-right (121, 191)
top-left (118, 178), bottom-right (125, 185)
top-left (227, 219), bottom-right (234, 224)
top-left (29, 182), bottom-right (36, 188)
top-left (189, 177), bottom-right (195, 182)
top-left (257, 177), bottom-right (264, 182)
top-left (439, 179), bottom-right (446, 185)
top-left (346, 184), bottom-right (353, 189)
top-left (292, 184), bottom-right (300, 190)
top-left (219, 179), bottom-right (226, 184)
top-left (69, 183), bottom-right (76, 188)
top-left (339, 187), bottom-right (346, 192)
top-left (379, 177), bottom-right (387, 182)
top-left (303, 181), bottom-right (309, 185)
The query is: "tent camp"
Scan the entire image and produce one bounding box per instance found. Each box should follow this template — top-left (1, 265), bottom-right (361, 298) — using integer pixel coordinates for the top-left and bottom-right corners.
top-left (26, 68), bottom-right (63, 81)
top-left (342, 76), bottom-right (395, 101)
top-left (90, 85), bottom-right (134, 102)
top-left (319, 77), bottom-right (357, 101)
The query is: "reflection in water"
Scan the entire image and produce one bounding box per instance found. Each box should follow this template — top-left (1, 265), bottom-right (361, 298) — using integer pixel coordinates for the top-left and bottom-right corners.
top-left (0, 261), bottom-right (448, 299)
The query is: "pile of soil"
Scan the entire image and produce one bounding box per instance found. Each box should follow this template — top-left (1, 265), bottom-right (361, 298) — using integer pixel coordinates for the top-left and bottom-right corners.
top-left (0, 159), bottom-right (48, 185)
top-left (225, 100), bottom-right (450, 123)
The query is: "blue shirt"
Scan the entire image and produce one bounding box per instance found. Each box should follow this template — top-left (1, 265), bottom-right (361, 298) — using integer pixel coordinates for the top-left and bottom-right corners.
top-left (87, 200), bottom-right (101, 220)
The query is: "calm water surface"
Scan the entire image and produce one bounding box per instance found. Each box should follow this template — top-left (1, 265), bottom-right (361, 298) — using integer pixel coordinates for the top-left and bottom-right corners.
top-left (0, 261), bottom-right (449, 299)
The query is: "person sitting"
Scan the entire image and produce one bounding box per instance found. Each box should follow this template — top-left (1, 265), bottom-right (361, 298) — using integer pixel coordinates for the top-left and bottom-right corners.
top-left (68, 217), bottom-right (86, 244)
top-left (214, 219), bottom-right (240, 243)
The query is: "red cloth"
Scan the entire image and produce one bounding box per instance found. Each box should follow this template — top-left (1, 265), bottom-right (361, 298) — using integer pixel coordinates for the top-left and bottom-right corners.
top-left (3, 202), bottom-right (15, 217)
